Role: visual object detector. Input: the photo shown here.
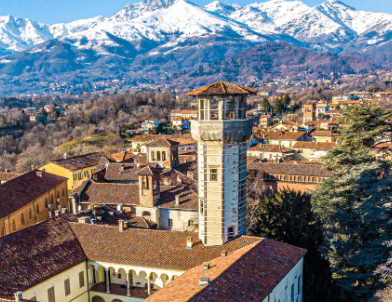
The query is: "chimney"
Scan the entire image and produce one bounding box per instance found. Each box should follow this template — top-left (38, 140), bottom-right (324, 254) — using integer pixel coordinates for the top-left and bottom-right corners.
top-left (177, 175), bottom-right (182, 184)
top-left (187, 170), bottom-right (194, 179)
top-left (221, 250), bottom-right (227, 257)
top-left (124, 221), bottom-right (130, 229)
top-left (119, 220), bottom-right (125, 232)
top-left (203, 262), bottom-right (210, 271)
top-left (36, 170), bottom-right (43, 177)
top-left (175, 195), bottom-right (180, 206)
top-left (77, 216), bottom-right (90, 224)
top-left (91, 218), bottom-right (97, 224)
top-left (64, 153), bottom-right (68, 159)
top-left (31, 165), bottom-right (35, 171)
top-left (5, 169), bottom-right (10, 173)
top-left (186, 236), bottom-right (193, 249)
top-left (61, 208), bottom-right (67, 214)
top-left (199, 277), bottom-right (210, 286)
top-left (117, 204), bottom-right (123, 213)
top-left (14, 292), bottom-right (22, 302)
top-left (120, 164), bottom-right (124, 172)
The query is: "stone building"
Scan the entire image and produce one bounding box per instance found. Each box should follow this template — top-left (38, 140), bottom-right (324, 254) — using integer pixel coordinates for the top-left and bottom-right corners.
top-left (0, 170), bottom-right (68, 237)
top-left (0, 82), bottom-right (307, 302)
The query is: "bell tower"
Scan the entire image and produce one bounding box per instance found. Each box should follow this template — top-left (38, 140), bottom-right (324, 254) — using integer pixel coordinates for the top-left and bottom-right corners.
top-left (189, 81), bottom-right (257, 246)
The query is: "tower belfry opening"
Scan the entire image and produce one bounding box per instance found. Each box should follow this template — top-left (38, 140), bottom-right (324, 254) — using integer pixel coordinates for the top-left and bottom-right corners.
top-left (188, 81), bottom-right (257, 247)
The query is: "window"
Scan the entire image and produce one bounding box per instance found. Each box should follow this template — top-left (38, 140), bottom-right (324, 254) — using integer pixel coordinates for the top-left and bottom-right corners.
top-left (210, 169), bottom-right (218, 181)
top-left (79, 271), bottom-right (85, 288)
top-left (188, 220), bottom-right (194, 227)
top-left (157, 151), bottom-right (161, 161)
top-left (29, 208), bottom-right (32, 220)
top-left (168, 219), bottom-right (173, 227)
top-left (228, 227), bottom-right (234, 240)
top-left (45, 199), bottom-right (48, 209)
top-left (78, 172), bottom-right (82, 179)
top-left (64, 279), bottom-right (71, 296)
top-left (48, 286), bottom-right (55, 302)
top-left (91, 169), bottom-right (96, 174)
top-left (62, 188), bottom-right (65, 197)
top-left (12, 220), bottom-right (16, 232)
top-left (162, 151), bottom-right (166, 161)
top-left (21, 213), bottom-right (25, 226)
top-left (36, 204), bottom-right (40, 215)
top-left (73, 174), bottom-right (77, 181)
top-left (84, 171), bottom-right (89, 177)
top-left (142, 176), bottom-right (149, 189)
top-left (50, 195), bottom-right (54, 205)
top-left (298, 275), bottom-right (302, 295)
top-left (151, 151), bottom-right (155, 161)
top-left (291, 283), bottom-right (295, 302)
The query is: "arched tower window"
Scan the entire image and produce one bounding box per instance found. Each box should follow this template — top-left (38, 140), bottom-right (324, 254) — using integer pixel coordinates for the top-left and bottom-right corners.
top-left (151, 151), bottom-right (155, 161)
top-left (228, 227), bottom-right (234, 240)
top-left (162, 151), bottom-right (166, 161)
top-left (29, 208), bottom-right (32, 220)
top-left (36, 204), bottom-right (40, 215)
top-left (157, 151), bottom-right (161, 161)
top-left (12, 220), bottom-right (16, 232)
top-left (21, 213), bottom-right (25, 226)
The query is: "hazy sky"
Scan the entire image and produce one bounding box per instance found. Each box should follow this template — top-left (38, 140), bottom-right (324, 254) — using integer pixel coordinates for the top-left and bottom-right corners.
top-left (0, 0), bottom-right (390, 24)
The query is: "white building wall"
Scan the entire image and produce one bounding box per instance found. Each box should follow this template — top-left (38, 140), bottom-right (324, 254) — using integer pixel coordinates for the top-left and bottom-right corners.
top-left (22, 261), bottom-right (88, 302)
top-left (158, 208), bottom-right (198, 231)
top-left (90, 292), bottom-right (142, 302)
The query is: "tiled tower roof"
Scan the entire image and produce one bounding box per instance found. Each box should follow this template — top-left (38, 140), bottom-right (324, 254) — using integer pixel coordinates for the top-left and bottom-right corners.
top-left (187, 81), bottom-right (257, 97)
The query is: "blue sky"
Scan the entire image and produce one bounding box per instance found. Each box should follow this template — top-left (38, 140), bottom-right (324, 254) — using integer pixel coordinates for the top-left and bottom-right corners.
top-left (0, 0), bottom-right (390, 24)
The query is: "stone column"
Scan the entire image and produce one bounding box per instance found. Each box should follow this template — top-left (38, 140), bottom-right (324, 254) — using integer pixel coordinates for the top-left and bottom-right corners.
top-left (127, 272), bottom-right (131, 297)
top-left (105, 268), bottom-right (110, 294)
top-left (147, 276), bottom-right (151, 296)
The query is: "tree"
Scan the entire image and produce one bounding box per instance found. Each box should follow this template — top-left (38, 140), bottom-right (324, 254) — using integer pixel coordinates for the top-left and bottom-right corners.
top-left (250, 189), bottom-right (332, 302)
top-left (261, 98), bottom-right (270, 113)
top-left (282, 93), bottom-right (291, 108)
top-left (273, 97), bottom-right (284, 114)
top-left (312, 105), bottom-right (392, 301)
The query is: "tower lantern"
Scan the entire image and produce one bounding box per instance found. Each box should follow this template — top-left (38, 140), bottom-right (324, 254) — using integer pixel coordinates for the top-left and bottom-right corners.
top-left (188, 81), bottom-right (257, 246)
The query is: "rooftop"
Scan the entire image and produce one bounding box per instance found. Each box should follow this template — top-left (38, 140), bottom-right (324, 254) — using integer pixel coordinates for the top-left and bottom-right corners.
top-left (293, 141), bottom-right (336, 151)
top-left (248, 161), bottom-right (331, 177)
top-left (187, 81), bottom-right (257, 97)
top-left (50, 152), bottom-right (107, 172)
top-left (145, 239), bottom-right (306, 302)
top-left (248, 144), bottom-right (293, 153)
top-left (0, 170), bottom-right (68, 220)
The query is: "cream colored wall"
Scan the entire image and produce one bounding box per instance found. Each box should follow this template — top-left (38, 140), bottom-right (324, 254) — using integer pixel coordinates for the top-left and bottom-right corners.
top-left (22, 261), bottom-right (88, 302)
top-left (247, 150), bottom-right (282, 160)
top-left (135, 206), bottom-right (159, 227)
top-left (159, 208), bottom-right (198, 232)
top-left (89, 292), bottom-right (142, 302)
top-left (0, 180), bottom-right (68, 236)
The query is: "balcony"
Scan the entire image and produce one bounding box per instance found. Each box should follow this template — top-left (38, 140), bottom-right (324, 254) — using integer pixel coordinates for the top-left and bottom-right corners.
top-left (90, 282), bottom-right (158, 299)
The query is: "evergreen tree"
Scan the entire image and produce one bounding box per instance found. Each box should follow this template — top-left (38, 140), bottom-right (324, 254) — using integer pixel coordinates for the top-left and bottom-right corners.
top-left (282, 93), bottom-right (291, 108)
top-left (250, 189), bottom-right (332, 302)
top-left (273, 97), bottom-right (284, 114)
top-left (313, 105), bottom-right (392, 301)
top-left (261, 98), bottom-right (270, 113)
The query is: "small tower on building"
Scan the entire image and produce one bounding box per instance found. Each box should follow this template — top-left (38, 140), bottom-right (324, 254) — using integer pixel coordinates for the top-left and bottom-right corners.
top-left (136, 166), bottom-right (161, 207)
top-left (303, 102), bottom-right (316, 123)
top-left (188, 81), bottom-right (257, 246)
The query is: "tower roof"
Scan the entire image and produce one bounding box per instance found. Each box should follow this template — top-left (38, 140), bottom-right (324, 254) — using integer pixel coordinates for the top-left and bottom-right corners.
top-left (187, 81), bottom-right (258, 97)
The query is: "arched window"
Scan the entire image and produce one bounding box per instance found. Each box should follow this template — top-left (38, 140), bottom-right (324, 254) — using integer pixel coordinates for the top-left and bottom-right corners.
top-left (157, 151), bottom-right (161, 161)
top-left (92, 297), bottom-right (105, 302)
top-left (50, 195), bottom-right (54, 204)
top-left (56, 192), bottom-right (59, 199)
top-left (142, 176), bottom-right (149, 189)
top-left (162, 151), bottom-right (166, 161)
top-left (29, 208), bottom-right (32, 220)
top-left (21, 213), bottom-right (25, 226)
top-left (45, 199), bottom-right (48, 209)
top-left (12, 220), bottom-right (16, 232)
top-left (151, 151), bottom-right (155, 161)
top-left (228, 227), bottom-right (234, 240)
top-left (142, 211), bottom-right (151, 217)
top-left (36, 204), bottom-right (40, 215)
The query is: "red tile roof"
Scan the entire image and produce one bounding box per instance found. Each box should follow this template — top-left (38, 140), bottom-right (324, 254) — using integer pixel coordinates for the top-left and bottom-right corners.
top-left (255, 130), bottom-right (308, 141)
top-left (188, 81), bottom-right (257, 97)
top-left (0, 170), bottom-right (67, 220)
top-left (248, 144), bottom-right (293, 153)
top-left (145, 239), bottom-right (306, 302)
top-left (0, 219), bottom-right (87, 295)
top-left (70, 223), bottom-right (262, 270)
top-left (144, 138), bottom-right (179, 148)
top-left (248, 161), bottom-right (331, 177)
top-left (0, 172), bottom-right (20, 182)
top-left (293, 142), bottom-right (336, 151)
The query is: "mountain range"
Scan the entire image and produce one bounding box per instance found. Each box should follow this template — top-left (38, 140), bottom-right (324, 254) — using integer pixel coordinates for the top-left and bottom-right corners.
top-left (0, 0), bottom-right (391, 95)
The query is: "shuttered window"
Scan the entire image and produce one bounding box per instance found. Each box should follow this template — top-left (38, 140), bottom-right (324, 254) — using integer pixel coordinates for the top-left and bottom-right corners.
top-left (48, 287), bottom-right (55, 302)
top-left (64, 279), bottom-right (71, 296)
top-left (79, 271), bottom-right (85, 288)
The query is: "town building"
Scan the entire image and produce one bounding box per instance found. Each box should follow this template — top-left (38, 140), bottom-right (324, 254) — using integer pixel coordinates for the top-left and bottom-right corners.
top-left (0, 170), bottom-right (68, 237)
top-left (293, 142), bottom-right (336, 161)
top-left (38, 152), bottom-right (106, 195)
top-left (311, 131), bottom-right (340, 143)
top-left (0, 170), bottom-right (20, 184)
top-left (247, 144), bottom-right (294, 161)
top-left (169, 109), bottom-right (198, 120)
top-left (0, 82), bottom-right (306, 302)
top-left (254, 130), bottom-right (310, 148)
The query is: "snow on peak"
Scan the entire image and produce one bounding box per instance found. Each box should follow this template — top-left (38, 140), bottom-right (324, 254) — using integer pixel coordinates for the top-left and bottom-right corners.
top-left (323, 0), bottom-right (356, 11)
top-left (204, 1), bottom-right (242, 17)
top-left (110, 0), bottom-right (176, 21)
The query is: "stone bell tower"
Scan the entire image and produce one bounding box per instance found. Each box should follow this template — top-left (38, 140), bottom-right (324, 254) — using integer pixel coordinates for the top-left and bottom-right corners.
top-left (188, 81), bottom-right (257, 246)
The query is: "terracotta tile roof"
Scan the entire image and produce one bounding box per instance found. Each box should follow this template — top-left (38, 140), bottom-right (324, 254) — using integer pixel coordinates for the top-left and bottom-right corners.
top-left (293, 142), bottom-right (336, 151)
top-left (136, 165), bottom-right (163, 176)
top-left (170, 110), bottom-right (198, 115)
top-left (51, 152), bottom-right (107, 172)
top-left (145, 239), bottom-right (306, 302)
top-left (372, 142), bottom-right (392, 152)
top-left (0, 171), bottom-right (68, 220)
top-left (0, 218), bottom-right (87, 295)
top-left (129, 134), bottom-right (196, 146)
top-left (159, 184), bottom-right (198, 210)
top-left (144, 138), bottom-right (179, 148)
top-left (255, 130), bottom-right (308, 141)
top-left (109, 151), bottom-right (136, 162)
top-left (129, 134), bottom-right (159, 143)
top-left (248, 161), bottom-right (331, 177)
top-left (103, 163), bottom-right (144, 182)
top-left (78, 180), bottom-right (140, 205)
top-left (248, 144), bottom-right (293, 153)
top-left (69, 223), bottom-right (262, 270)
top-left (187, 81), bottom-right (258, 97)
top-left (0, 172), bottom-right (20, 182)
top-left (311, 131), bottom-right (341, 137)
